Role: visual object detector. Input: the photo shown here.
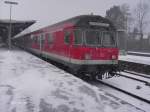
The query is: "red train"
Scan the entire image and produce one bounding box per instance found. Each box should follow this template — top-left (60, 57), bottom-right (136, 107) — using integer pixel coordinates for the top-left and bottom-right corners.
top-left (13, 15), bottom-right (119, 79)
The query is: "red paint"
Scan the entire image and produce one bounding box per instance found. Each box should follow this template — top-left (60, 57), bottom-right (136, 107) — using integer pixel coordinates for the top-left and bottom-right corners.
top-left (17, 20), bottom-right (118, 63)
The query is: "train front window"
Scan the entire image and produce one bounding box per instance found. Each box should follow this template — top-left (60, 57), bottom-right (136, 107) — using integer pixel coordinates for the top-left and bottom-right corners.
top-left (85, 30), bottom-right (101, 46)
top-left (102, 32), bottom-right (116, 47)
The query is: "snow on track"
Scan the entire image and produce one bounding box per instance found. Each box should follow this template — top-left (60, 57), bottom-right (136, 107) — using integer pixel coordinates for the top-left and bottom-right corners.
top-left (0, 48), bottom-right (144, 112)
top-left (90, 81), bottom-right (150, 112)
top-left (121, 72), bottom-right (150, 83)
top-left (102, 76), bottom-right (150, 103)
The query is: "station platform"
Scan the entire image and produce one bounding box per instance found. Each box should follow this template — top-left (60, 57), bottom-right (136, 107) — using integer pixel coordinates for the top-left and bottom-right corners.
top-left (119, 55), bottom-right (150, 65)
top-left (0, 47), bottom-right (143, 112)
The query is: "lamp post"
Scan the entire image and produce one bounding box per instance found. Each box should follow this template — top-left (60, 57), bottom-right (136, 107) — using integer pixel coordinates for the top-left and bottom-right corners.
top-left (4, 1), bottom-right (18, 50)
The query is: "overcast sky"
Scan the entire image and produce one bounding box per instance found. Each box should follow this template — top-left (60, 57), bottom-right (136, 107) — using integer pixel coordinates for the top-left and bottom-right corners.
top-left (0, 0), bottom-right (149, 32)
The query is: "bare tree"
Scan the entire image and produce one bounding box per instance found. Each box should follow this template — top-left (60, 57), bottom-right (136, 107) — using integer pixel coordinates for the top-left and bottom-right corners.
top-left (134, 0), bottom-right (149, 49)
top-left (106, 6), bottom-right (125, 30)
top-left (120, 4), bottom-right (132, 33)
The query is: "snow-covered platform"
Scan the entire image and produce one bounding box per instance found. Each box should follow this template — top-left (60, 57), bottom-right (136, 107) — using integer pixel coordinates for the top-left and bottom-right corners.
top-left (119, 55), bottom-right (150, 65)
top-left (0, 47), bottom-right (143, 112)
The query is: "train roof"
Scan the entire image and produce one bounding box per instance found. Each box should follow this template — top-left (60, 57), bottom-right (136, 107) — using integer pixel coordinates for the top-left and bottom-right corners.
top-left (14, 15), bottom-right (115, 38)
top-left (66, 15), bottom-right (114, 27)
top-left (43, 15), bottom-right (116, 30)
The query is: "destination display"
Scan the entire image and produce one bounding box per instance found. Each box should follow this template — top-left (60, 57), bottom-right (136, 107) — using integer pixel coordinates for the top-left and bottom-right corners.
top-left (89, 22), bottom-right (110, 27)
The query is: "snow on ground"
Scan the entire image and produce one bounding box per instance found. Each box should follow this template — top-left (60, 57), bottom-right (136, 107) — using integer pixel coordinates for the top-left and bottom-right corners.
top-left (121, 72), bottom-right (150, 83)
top-left (128, 51), bottom-right (150, 55)
top-left (91, 81), bottom-right (150, 112)
top-left (101, 76), bottom-right (150, 112)
top-left (119, 55), bottom-right (150, 65)
top-left (102, 76), bottom-right (150, 100)
top-left (0, 47), bottom-right (144, 112)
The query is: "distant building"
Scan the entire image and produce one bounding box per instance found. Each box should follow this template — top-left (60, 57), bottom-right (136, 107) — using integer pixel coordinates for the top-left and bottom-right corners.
top-left (117, 29), bottom-right (127, 55)
top-left (127, 32), bottom-right (150, 52)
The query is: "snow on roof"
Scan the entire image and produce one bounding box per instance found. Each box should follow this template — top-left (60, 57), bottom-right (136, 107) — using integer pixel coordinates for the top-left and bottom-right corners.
top-left (0, 19), bottom-right (35, 24)
top-left (14, 20), bottom-right (49, 38)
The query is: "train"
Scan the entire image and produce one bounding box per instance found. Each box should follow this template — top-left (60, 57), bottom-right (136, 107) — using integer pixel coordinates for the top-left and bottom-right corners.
top-left (13, 15), bottom-right (119, 79)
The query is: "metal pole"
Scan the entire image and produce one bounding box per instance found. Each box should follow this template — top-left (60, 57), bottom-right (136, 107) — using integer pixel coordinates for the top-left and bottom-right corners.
top-left (4, 1), bottom-right (18, 50)
top-left (8, 4), bottom-right (12, 50)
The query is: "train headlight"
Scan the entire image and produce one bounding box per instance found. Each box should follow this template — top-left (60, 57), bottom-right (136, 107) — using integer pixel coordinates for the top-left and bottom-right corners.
top-left (85, 53), bottom-right (91, 60)
top-left (112, 55), bottom-right (116, 60)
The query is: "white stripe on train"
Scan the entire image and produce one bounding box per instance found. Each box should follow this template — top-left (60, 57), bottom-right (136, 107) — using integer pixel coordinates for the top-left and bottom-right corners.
top-left (29, 48), bottom-right (118, 65)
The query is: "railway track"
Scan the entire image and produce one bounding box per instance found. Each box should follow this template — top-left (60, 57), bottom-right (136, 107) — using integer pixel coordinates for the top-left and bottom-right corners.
top-left (96, 77), bottom-right (150, 104)
top-left (124, 70), bottom-right (150, 79)
top-left (116, 73), bottom-right (150, 86)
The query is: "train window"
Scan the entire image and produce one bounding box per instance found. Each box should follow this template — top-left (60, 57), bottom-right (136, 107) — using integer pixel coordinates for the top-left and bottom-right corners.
top-left (64, 31), bottom-right (71, 44)
top-left (74, 30), bottom-right (83, 45)
top-left (102, 32), bottom-right (116, 47)
top-left (37, 36), bottom-right (41, 45)
top-left (85, 30), bottom-right (101, 46)
top-left (47, 33), bottom-right (54, 44)
top-left (33, 36), bottom-right (38, 43)
top-left (41, 34), bottom-right (45, 45)
top-left (30, 35), bottom-right (34, 40)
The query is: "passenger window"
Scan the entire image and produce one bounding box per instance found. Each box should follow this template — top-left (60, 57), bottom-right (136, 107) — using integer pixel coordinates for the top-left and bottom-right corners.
top-left (41, 34), bottom-right (45, 45)
top-left (33, 36), bottom-right (37, 43)
top-left (37, 36), bottom-right (41, 45)
top-left (64, 31), bottom-right (71, 44)
top-left (47, 33), bottom-right (54, 44)
top-left (74, 30), bottom-right (82, 45)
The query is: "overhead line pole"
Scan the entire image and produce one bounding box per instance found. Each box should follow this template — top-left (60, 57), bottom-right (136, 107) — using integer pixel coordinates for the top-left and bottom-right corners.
top-left (4, 1), bottom-right (18, 50)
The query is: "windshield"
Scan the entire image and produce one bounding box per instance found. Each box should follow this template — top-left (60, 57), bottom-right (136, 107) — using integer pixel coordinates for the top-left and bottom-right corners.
top-left (85, 30), bottom-right (101, 46)
top-left (102, 32), bottom-right (116, 47)
top-left (84, 30), bottom-right (116, 47)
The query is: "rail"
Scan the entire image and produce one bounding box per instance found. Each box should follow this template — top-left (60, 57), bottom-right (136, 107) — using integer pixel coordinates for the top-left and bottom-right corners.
top-left (96, 78), bottom-right (150, 104)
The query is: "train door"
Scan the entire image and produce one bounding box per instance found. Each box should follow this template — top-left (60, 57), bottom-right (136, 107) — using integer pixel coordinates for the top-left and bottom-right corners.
top-left (64, 30), bottom-right (73, 62)
top-left (44, 33), bottom-right (50, 52)
top-left (39, 35), bottom-right (41, 53)
top-left (40, 34), bottom-right (45, 53)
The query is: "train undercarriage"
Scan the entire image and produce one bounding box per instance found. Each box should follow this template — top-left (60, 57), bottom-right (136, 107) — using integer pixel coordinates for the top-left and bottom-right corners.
top-left (69, 64), bottom-right (121, 80)
top-left (21, 47), bottom-right (121, 80)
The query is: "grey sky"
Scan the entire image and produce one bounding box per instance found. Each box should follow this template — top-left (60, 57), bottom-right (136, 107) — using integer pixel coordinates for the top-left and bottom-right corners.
top-left (0, 0), bottom-right (149, 32)
top-left (0, 0), bottom-right (143, 21)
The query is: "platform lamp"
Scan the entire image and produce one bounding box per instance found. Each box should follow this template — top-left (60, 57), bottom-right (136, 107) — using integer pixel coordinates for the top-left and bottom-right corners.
top-left (4, 1), bottom-right (18, 50)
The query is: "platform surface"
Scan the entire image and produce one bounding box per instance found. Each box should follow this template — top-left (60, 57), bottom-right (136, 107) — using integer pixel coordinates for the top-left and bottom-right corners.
top-left (0, 47), bottom-right (143, 112)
